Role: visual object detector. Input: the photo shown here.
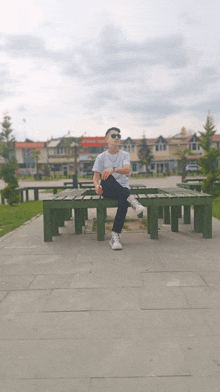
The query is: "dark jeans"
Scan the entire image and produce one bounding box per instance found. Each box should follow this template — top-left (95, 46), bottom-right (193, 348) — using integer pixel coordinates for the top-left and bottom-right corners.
top-left (101, 175), bottom-right (130, 234)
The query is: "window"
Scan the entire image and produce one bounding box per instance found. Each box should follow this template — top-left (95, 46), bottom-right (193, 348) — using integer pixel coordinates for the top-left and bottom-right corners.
top-left (156, 143), bottom-right (166, 151)
top-left (189, 142), bottom-right (200, 150)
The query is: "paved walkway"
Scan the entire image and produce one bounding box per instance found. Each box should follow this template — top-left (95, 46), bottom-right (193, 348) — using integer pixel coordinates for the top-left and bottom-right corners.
top-left (1, 177), bottom-right (220, 391)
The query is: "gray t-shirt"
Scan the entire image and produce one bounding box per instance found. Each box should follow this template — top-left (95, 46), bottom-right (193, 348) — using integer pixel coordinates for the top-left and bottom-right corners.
top-left (92, 150), bottom-right (130, 189)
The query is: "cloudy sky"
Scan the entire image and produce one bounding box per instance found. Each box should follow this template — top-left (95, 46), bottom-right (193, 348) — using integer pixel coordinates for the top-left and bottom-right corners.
top-left (1, 0), bottom-right (220, 141)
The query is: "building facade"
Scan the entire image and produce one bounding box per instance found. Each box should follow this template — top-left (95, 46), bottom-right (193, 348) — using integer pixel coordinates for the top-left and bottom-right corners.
top-left (12, 129), bottom-right (220, 177)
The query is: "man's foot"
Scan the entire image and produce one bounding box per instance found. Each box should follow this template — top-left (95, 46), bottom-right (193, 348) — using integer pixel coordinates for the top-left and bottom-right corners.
top-left (110, 232), bottom-right (122, 250)
top-left (127, 195), bottom-right (145, 215)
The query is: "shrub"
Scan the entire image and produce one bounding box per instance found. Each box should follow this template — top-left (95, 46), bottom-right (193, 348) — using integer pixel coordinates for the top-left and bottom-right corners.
top-left (1, 184), bottom-right (20, 205)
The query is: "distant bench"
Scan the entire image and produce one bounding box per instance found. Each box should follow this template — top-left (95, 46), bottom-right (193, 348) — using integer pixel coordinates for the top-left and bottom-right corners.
top-left (2, 186), bottom-right (79, 204)
top-left (43, 187), bottom-right (212, 242)
top-left (183, 177), bottom-right (205, 183)
top-left (178, 182), bottom-right (220, 192)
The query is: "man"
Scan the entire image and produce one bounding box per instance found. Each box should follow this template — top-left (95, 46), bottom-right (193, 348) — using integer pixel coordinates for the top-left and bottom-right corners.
top-left (92, 127), bottom-right (145, 250)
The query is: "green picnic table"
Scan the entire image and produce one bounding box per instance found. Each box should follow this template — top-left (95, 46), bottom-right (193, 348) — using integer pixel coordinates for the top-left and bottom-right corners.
top-left (178, 182), bottom-right (220, 192)
top-left (183, 177), bottom-right (205, 183)
top-left (43, 187), bottom-right (212, 242)
top-left (11, 186), bottom-right (80, 204)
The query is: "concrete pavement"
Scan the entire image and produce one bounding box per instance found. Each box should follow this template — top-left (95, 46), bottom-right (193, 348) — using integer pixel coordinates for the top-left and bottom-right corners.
top-left (1, 177), bottom-right (220, 391)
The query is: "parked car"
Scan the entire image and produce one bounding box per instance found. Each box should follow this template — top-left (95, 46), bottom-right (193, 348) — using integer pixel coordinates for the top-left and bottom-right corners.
top-left (185, 163), bottom-right (200, 173)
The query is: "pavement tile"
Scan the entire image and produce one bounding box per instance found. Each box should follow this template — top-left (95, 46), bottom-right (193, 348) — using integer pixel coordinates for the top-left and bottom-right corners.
top-left (0, 275), bottom-right (35, 290)
top-left (0, 256), bottom-right (91, 275)
top-left (140, 287), bottom-right (189, 309)
top-left (43, 288), bottom-right (141, 311)
top-left (29, 274), bottom-right (74, 289)
top-left (0, 378), bottom-right (90, 392)
top-left (141, 272), bottom-right (206, 287)
top-left (201, 273), bottom-right (220, 290)
top-left (0, 309), bottom-right (213, 340)
top-left (0, 338), bottom-right (190, 378)
top-left (181, 286), bottom-right (220, 308)
top-left (183, 335), bottom-right (220, 376)
top-left (0, 290), bottom-right (51, 313)
top-left (71, 270), bottom-right (142, 288)
top-left (0, 291), bottom-right (8, 302)
top-left (90, 376), bottom-right (220, 392)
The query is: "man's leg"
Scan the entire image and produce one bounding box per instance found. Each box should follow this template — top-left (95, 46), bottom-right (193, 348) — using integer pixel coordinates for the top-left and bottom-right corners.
top-left (101, 175), bottom-right (130, 234)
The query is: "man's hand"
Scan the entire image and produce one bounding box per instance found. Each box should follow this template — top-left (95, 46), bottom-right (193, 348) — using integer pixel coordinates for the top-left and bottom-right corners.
top-left (95, 185), bottom-right (103, 195)
top-left (102, 168), bottom-right (114, 180)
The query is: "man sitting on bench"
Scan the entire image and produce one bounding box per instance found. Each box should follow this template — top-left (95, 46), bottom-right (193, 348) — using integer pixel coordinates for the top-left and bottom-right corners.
top-left (92, 127), bottom-right (145, 250)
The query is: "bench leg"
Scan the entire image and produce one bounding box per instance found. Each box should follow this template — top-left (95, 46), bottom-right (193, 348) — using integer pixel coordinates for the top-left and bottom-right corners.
top-left (34, 189), bottom-right (39, 201)
top-left (20, 191), bottom-right (24, 203)
top-left (25, 189), bottom-right (29, 202)
top-left (194, 205), bottom-right (203, 233)
top-left (53, 188), bottom-right (57, 195)
top-left (203, 204), bottom-right (212, 238)
top-left (163, 206), bottom-right (170, 224)
top-left (184, 205), bottom-right (191, 224)
top-left (147, 207), bottom-right (151, 234)
top-left (171, 206), bottom-right (179, 232)
top-left (97, 206), bottom-right (106, 241)
top-left (149, 206), bottom-right (158, 239)
top-left (74, 209), bottom-right (83, 234)
top-left (43, 205), bottom-right (53, 242)
top-left (51, 210), bottom-right (60, 236)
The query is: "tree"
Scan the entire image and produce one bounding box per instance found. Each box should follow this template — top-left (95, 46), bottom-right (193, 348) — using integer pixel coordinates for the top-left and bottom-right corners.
top-left (175, 145), bottom-right (194, 182)
top-left (0, 113), bottom-right (19, 204)
top-left (0, 114), bottom-right (16, 161)
top-left (64, 136), bottom-right (85, 175)
top-left (198, 113), bottom-right (220, 197)
top-left (138, 136), bottom-right (154, 178)
top-left (30, 149), bottom-right (41, 179)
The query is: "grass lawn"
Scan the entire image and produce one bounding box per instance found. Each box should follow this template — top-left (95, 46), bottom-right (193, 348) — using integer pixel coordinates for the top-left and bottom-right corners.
top-left (212, 197), bottom-right (220, 220)
top-left (0, 201), bottom-right (43, 238)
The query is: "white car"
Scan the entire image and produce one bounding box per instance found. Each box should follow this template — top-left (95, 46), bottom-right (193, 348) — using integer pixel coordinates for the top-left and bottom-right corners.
top-left (186, 163), bottom-right (200, 173)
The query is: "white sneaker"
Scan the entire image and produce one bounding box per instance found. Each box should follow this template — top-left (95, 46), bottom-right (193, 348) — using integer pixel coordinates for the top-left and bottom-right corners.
top-left (127, 195), bottom-right (145, 215)
top-left (110, 232), bottom-right (122, 250)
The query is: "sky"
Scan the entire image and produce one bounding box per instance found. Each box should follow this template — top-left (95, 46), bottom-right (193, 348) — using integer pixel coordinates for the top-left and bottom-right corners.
top-left (1, 0), bottom-right (220, 141)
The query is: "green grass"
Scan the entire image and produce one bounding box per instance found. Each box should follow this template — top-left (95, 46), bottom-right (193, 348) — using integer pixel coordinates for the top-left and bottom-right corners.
top-left (0, 201), bottom-right (43, 238)
top-left (212, 197), bottom-right (220, 220)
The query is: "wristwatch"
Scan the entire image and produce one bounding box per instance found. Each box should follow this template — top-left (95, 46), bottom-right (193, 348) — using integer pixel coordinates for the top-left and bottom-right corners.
top-left (113, 167), bottom-right (117, 173)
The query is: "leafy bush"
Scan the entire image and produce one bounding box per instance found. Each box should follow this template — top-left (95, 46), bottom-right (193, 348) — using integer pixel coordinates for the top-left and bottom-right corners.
top-left (1, 184), bottom-right (20, 205)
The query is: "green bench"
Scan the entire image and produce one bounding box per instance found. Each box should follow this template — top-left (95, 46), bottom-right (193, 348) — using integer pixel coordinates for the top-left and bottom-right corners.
top-left (178, 182), bottom-right (220, 192)
top-left (43, 187), bottom-right (212, 242)
top-left (183, 177), bottom-right (205, 183)
top-left (12, 186), bottom-right (81, 204)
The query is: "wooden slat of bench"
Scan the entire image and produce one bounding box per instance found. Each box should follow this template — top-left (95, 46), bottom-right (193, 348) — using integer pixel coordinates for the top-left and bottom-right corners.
top-left (155, 194), bottom-right (169, 198)
top-left (145, 194), bottom-right (158, 199)
top-left (92, 195), bottom-right (101, 200)
top-left (53, 195), bottom-right (67, 200)
top-left (74, 196), bottom-right (85, 200)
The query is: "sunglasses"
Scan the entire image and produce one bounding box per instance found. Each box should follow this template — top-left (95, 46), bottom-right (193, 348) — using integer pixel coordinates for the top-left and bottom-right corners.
top-left (111, 134), bottom-right (121, 139)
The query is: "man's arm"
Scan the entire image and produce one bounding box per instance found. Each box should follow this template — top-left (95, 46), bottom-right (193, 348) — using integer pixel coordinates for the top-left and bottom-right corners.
top-left (101, 164), bottom-right (130, 180)
top-left (93, 171), bottom-right (103, 194)
top-left (115, 164), bottom-right (130, 175)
